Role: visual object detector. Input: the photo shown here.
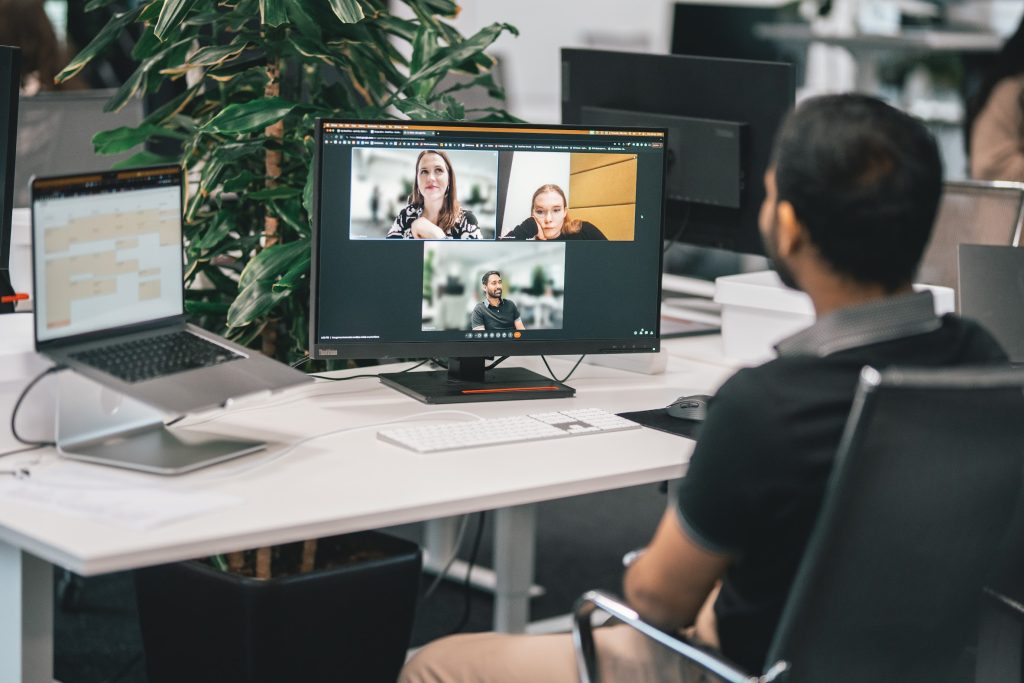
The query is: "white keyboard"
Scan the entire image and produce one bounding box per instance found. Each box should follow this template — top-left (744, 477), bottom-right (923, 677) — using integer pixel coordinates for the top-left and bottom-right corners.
top-left (378, 408), bottom-right (641, 453)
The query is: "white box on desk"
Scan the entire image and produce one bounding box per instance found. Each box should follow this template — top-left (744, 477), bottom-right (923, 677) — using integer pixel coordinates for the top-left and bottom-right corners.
top-left (714, 271), bottom-right (955, 364)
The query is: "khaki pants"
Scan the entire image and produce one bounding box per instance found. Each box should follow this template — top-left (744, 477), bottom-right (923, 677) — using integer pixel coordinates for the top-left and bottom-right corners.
top-left (399, 624), bottom-right (714, 683)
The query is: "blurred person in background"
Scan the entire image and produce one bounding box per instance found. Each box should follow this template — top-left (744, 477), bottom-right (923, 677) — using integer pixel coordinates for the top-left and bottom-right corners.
top-left (967, 15), bottom-right (1024, 181)
top-left (0, 0), bottom-right (84, 92)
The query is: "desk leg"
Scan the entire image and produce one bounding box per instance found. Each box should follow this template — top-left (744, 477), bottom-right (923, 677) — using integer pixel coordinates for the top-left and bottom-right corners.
top-left (493, 504), bottom-right (537, 634)
top-left (0, 540), bottom-right (54, 683)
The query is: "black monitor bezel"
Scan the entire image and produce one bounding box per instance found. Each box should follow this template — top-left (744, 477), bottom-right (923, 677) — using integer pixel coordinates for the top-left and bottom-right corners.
top-left (561, 48), bottom-right (794, 256)
top-left (1, 45), bottom-right (20, 272)
top-left (309, 117), bottom-right (668, 361)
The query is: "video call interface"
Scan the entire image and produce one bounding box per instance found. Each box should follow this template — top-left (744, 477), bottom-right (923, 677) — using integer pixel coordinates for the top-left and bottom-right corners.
top-left (314, 120), bottom-right (666, 348)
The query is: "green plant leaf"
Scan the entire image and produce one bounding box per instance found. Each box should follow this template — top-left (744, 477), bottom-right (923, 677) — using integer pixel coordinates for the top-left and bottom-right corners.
top-left (271, 251), bottom-right (310, 290)
top-left (328, 0), bottom-right (364, 24)
top-left (163, 43), bottom-right (250, 74)
top-left (155, 0), bottom-right (200, 40)
top-left (259, 0), bottom-right (288, 27)
top-left (407, 22), bottom-right (514, 85)
top-left (202, 97), bottom-right (295, 134)
top-left (238, 239), bottom-right (310, 288)
top-left (193, 214), bottom-right (235, 249)
top-left (93, 124), bottom-right (190, 155)
top-left (84, 0), bottom-right (122, 11)
top-left (56, 5), bottom-right (145, 83)
top-left (112, 151), bottom-right (180, 170)
top-left (227, 279), bottom-right (290, 328)
top-left (269, 197), bottom-right (310, 237)
top-left (246, 186), bottom-right (301, 200)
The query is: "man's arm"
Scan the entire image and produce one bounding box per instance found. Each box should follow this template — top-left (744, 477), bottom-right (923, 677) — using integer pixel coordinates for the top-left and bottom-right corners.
top-left (514, 318), bottom-right (525, 331)
top-left (623, 507), bottom-right (731, 632)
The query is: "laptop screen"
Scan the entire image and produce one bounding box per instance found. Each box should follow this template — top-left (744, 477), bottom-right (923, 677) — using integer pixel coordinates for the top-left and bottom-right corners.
top-left (31, 166), bottom-right (184, 344)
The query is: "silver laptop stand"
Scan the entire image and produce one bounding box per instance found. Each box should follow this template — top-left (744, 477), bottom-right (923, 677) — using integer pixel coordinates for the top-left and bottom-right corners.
top-left (55, 372), bottom-right (265, 475)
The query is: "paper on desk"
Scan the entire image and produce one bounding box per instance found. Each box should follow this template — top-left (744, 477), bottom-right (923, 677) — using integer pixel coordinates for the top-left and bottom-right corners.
top-left (0, 478), bottom-right (241, 530)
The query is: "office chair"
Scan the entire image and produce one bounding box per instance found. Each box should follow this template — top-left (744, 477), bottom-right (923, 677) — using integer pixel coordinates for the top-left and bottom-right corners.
top-left (916, 179), bottom-right (1024, 295)
top-left (574, 364), bottom-right (1024, 683)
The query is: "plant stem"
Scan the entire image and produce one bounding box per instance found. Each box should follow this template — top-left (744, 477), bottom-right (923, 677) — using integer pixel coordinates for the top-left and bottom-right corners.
top-left (256, 547), bottom-right (272, 579)
top-left (300, 539), bottom-right (317, 574)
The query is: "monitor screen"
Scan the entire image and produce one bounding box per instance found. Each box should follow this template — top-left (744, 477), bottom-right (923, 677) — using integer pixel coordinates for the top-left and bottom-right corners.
top-left (561, 49), bottom-right (793, 256)
top-left (310, 119), bottom-right (667, 401)
top-left (0, 45), bottom-right (20, 311)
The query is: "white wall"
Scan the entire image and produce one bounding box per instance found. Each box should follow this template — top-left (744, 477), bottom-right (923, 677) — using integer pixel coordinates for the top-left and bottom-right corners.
top-left (444, 1), bottom-right (676, 123)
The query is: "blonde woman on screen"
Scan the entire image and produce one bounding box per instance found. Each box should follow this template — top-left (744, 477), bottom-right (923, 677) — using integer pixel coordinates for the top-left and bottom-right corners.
top-left (503, 184), bottom-right (607, 240)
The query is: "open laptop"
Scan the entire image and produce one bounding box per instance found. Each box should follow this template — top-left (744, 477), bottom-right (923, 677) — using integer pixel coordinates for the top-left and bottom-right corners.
top-left (31, 166), bottom-right (311, 416)
top-left (958, 244), bottom-right (1024, 365)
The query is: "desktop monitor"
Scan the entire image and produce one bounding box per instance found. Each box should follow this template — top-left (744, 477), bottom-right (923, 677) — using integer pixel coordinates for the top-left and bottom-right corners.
top-left (561, 49), bottom-right (794, 256)
top-left (310, 119), bottom-right (667, 403)
top-left (0, 46), bottom-right (20, 313)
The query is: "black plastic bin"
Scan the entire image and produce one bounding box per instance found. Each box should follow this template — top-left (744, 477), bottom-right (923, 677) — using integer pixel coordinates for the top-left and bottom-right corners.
top-left (134, 531), bottom-right (422, 683)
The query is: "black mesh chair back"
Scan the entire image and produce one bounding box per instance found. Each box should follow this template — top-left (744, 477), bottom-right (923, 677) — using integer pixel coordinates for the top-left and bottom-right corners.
top-left (765, 365), bottom-right (1024, 683)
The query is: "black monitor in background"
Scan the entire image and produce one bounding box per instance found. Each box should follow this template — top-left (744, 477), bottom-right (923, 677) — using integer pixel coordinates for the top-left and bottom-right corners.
top-left (0, 46), bottom-right (19, 314)
top-left (561, 49), bottom-right (794, 256)
top-left (670, 2), bottom-right (793, 64)
top-left (310, 119), bottom-right (667, 403)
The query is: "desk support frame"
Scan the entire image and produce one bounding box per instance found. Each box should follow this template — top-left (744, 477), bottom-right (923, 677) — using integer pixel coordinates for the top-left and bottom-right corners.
top-left (0, 540), bottom-right (53, 683)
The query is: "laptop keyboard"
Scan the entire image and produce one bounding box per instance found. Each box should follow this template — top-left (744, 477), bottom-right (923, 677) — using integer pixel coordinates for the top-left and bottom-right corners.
top-left (71, 331), bottom-right (243, 383)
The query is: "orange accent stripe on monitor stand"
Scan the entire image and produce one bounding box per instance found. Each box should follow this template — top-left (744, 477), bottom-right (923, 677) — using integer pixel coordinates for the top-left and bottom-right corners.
top-left (461, 386), bottom-right (561, 394)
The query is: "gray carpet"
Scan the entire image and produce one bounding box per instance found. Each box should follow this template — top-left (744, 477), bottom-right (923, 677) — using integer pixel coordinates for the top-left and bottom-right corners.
top-left (53, 482), bottom-right (670, 683)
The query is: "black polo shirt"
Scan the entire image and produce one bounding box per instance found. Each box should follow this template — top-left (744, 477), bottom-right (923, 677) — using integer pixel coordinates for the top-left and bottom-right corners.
top-left (471, 298), bottom-right (521, 331)
top-left (675, 291), bottom-right (1007, 671)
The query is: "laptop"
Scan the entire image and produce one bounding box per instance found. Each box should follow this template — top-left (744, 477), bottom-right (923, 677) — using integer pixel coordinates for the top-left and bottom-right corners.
top-left (31, 166), bottom-right (311, 416)
top-left (958, 243), bottom-right (1024, 365)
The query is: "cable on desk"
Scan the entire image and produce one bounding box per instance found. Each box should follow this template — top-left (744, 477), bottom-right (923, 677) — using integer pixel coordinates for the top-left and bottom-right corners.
top-left (541, 354), bottom-right (586, 384)
top-left (662, 203), bottom-right (692, 256)
top-left (309, 358), bottom-right (433, 382)
top-left (10, 365), bottom-right (63, 448)
top-left (450, 510), bottom-right (486, 635)
top-left (290, 355), bottom-right (312, 369)
top-left (422, 514), bottom-right (472, 600)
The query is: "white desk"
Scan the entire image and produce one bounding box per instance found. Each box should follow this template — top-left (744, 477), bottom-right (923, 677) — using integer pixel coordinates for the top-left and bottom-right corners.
top-left (0, 340), bottom-right (739, 682)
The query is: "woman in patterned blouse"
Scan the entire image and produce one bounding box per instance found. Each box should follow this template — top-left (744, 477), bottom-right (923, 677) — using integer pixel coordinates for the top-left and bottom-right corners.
top-left (387, 150), bottom-right (480, 239)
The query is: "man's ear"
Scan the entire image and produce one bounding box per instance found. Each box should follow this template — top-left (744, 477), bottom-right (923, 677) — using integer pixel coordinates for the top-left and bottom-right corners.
top-left (775, 200), bottom-right (806, 258)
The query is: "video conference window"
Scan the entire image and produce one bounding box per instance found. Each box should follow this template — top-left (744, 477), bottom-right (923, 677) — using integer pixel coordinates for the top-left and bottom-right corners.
top-left (422, 242), bottom-right (566, 332)
top-left (349, 147), bottom-right (499, 240)
top-left (499, 152), bottom-right (638, 242)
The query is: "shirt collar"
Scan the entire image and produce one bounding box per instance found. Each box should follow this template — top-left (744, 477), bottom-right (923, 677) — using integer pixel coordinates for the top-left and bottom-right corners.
top-left (775, 290), bottom-right (941, 358)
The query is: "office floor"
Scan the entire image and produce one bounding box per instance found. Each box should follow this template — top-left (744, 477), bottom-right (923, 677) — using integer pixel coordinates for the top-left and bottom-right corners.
top-left (53, 482), bottom-right (669, 683)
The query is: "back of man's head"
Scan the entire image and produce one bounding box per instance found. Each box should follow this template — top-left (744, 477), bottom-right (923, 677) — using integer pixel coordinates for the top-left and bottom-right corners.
top-left (772, 94), bottom-right (942, 291)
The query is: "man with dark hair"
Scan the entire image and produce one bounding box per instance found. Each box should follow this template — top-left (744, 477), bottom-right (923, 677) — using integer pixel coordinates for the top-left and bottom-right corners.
top-left (401, 94), bottom-right (1005, 682)
top-left (471, 270), bottom-right (525, 332)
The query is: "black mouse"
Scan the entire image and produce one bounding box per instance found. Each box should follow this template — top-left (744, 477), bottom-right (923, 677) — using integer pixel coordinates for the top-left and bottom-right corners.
top-left (666, 394), bottom-right (712, 421)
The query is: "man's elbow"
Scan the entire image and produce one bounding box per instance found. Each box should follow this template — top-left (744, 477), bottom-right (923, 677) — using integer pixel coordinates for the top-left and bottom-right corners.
top-left (623, 575), bottom-right (686, 630)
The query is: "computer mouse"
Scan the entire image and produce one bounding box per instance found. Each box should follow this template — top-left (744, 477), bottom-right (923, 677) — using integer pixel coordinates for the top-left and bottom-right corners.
top-left (665, 394), bottom-right (712, 422)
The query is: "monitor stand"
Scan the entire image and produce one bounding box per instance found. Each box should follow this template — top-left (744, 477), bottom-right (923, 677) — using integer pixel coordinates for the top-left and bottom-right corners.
top-left (379, 357), bottom-right (575, 404)
top-left (0, 269), bottom-right (14, 314)
top-left (54, 372), bottom-right (266, 475)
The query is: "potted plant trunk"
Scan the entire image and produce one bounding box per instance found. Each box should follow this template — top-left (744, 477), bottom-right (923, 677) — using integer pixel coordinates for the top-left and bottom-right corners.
top-left (58, 0), bottom-right (517, 678)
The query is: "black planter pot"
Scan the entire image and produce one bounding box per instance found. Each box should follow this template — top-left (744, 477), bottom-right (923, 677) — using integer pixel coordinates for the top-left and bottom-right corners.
top-left (134, 531), bottom-right (422, 683)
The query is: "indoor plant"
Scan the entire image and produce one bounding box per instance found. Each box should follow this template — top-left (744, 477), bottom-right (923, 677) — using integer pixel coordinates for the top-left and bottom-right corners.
top-left (56, 0), bottom-right (517, 364)
top-left (56, 1), bottom-right (517, 677)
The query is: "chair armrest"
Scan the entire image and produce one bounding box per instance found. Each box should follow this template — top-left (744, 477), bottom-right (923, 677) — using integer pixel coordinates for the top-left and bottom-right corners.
top-left (572, 590), bottom-right (765, 683)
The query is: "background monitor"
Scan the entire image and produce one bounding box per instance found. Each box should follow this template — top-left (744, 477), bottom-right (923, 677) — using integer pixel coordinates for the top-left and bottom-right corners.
top-left (0, 45), bottom-right (20, 313)
top-left (311, 119), bottom-right (667, 403)
top-left (561, 49), bottom-right (794, 256)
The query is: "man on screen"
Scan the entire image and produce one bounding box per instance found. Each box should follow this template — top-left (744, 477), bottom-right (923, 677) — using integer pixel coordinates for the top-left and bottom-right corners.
top-left (471, 270), bottom-right (526, 332)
